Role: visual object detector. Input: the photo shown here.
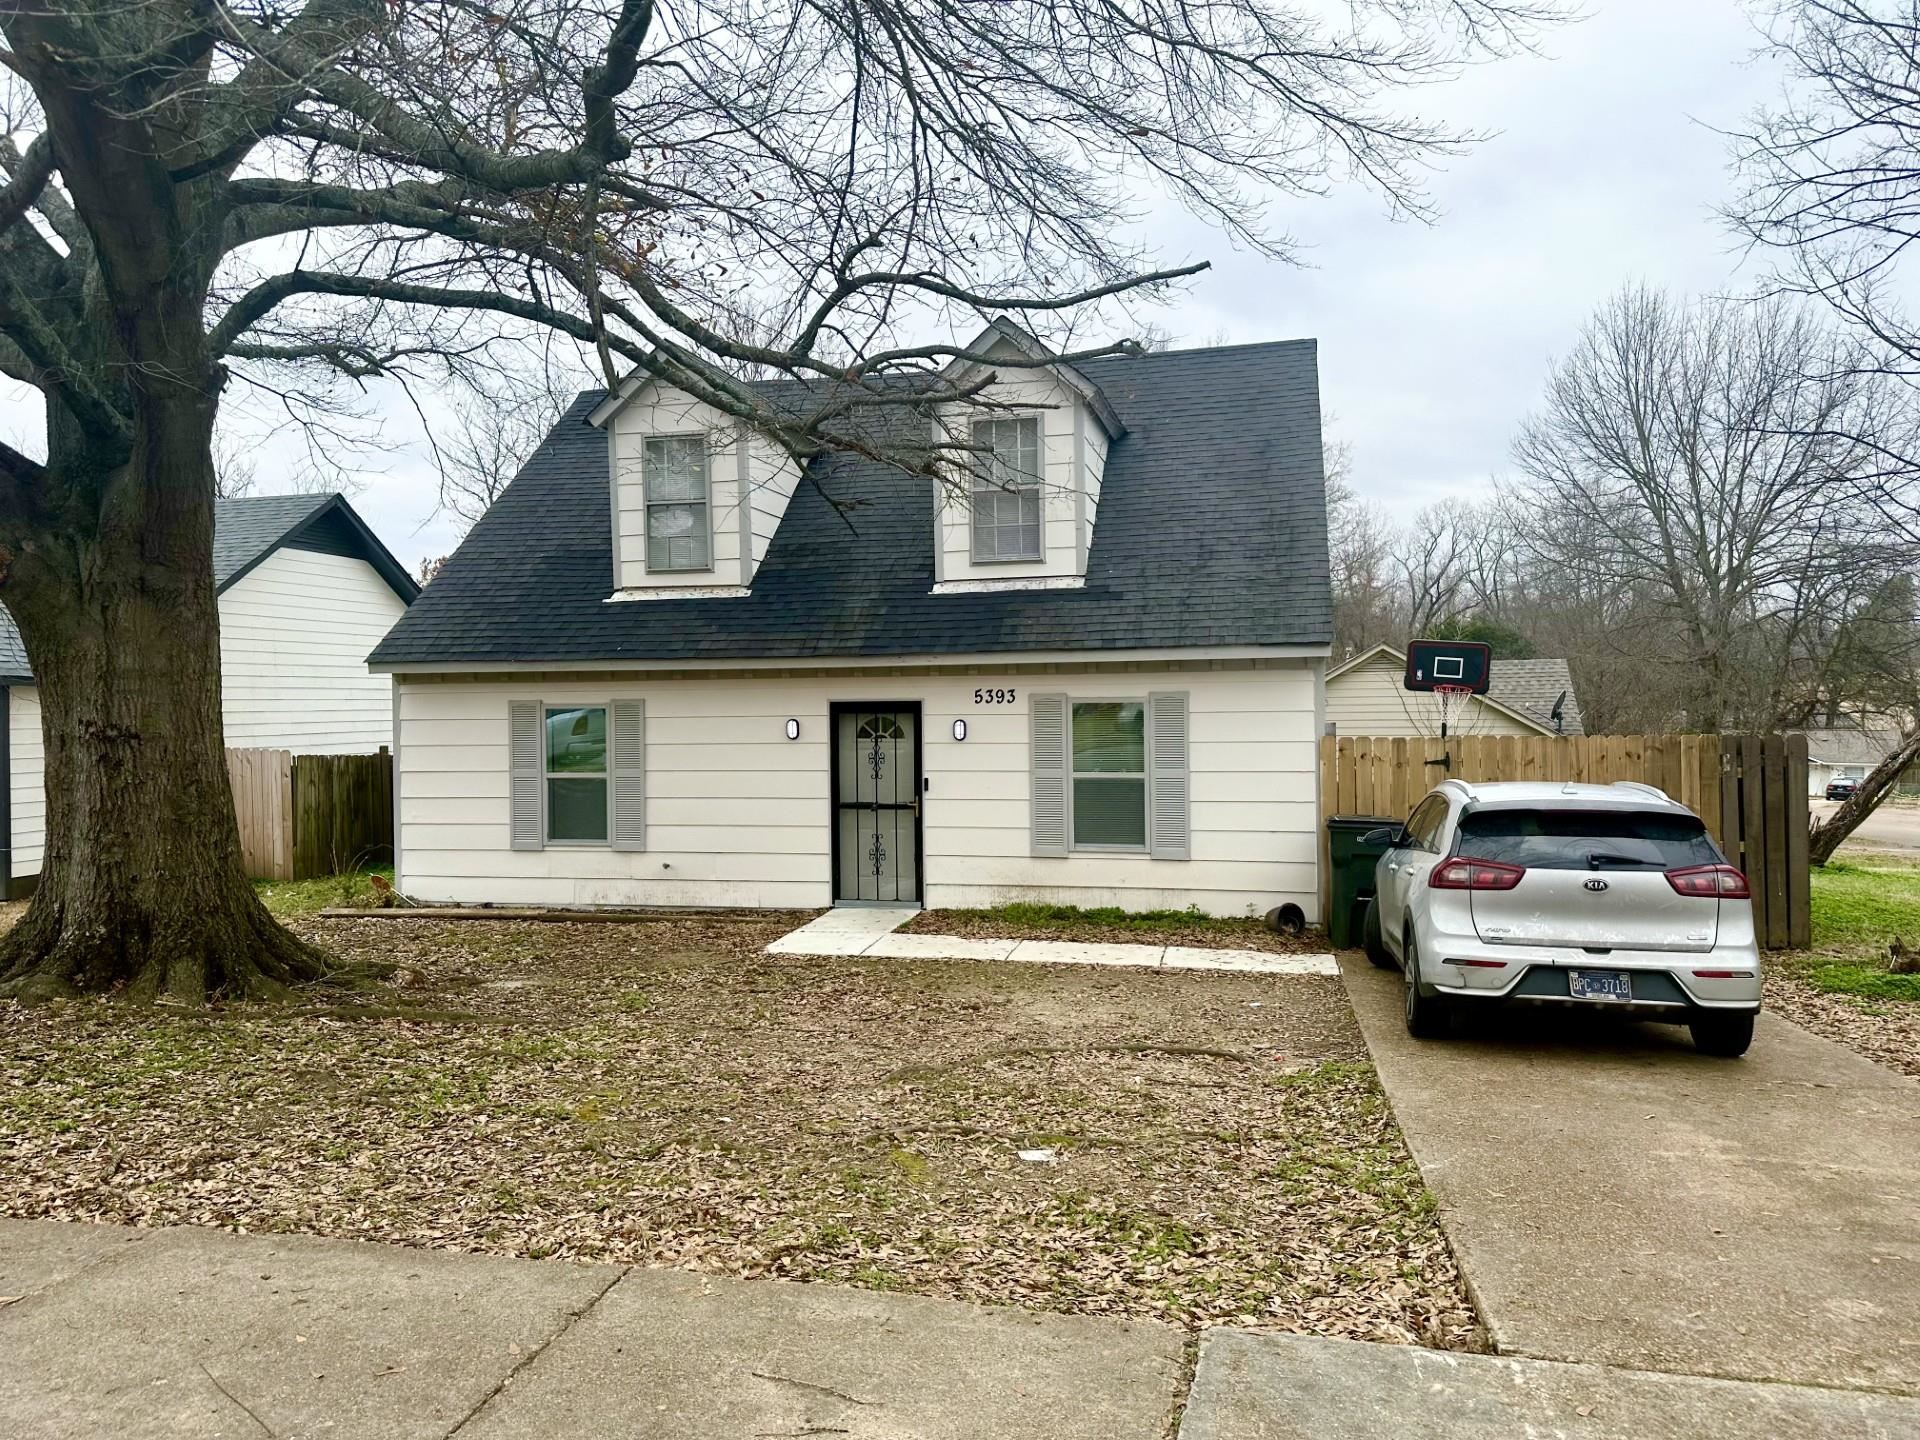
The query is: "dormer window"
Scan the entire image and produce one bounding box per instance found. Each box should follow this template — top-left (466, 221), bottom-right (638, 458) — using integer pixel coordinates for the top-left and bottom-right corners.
top-left (970, 417), bottom-right (1043, 562)
top-left (644, 434), bottom-right (712, 572)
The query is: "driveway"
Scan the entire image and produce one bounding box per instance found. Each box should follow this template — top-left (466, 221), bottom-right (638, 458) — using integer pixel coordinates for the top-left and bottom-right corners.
top-left (1814, 798), bottom-right (1920, 852)
top-left (1341, 956), bottom-right (1920, 1395)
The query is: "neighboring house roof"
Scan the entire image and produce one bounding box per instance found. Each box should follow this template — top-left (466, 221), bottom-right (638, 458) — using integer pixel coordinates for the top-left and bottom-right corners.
top-left (0, 493), bottom-right (419, 685)
top-left (1325, 644), bottom-right (1585, 736)
top-left (371, 340), bottom-right (1332, 669)
top-left (1488, 658), bottom-right (1584, 736)
top-left (1795, 726), bottom-right (1903, 769)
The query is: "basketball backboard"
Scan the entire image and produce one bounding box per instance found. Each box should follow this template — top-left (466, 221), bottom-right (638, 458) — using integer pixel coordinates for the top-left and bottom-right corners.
top-left (1404, 638), bottom-right (1492, 694)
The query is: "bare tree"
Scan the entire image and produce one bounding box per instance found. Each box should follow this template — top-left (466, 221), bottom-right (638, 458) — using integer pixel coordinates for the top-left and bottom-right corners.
top-left (439, 370), bottom-right (580, 533)
top-left (1511, 286), bottom-right (1907, 733)
top-left (1729, 0), bottom-right (1920, 539)
top-left (0, 1), bottom-right (1563, 1000)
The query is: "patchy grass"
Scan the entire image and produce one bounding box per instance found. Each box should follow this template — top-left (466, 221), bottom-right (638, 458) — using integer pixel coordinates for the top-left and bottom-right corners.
top-left (255, 868), bottom-right (395, 919)
top-left (1809, 859), bottom-right (1920, 950)
top-left (1799, 963), bottom-right (1920, 1003)
top-left (0, 907), bottom-right (1472, 1347)
top-left (1768, 856), bottom-right (1920, 1077)
top-left (904, 902), bottom-right (1319, 953)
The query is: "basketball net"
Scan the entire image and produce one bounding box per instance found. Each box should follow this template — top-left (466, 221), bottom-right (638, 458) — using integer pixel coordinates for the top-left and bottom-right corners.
top-left (1433, 684), bottom-right (1473, 740)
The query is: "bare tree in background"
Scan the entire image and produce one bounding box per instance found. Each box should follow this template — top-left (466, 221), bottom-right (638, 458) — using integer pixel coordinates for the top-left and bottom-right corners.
top-left (1731, 1), bottom-right (1920, 538)
top-left (1511, 286), bottom-right (1908, 734)
top-left (0, 0), bottom-right (1564, 1000)
top-left (439, 371), bottom-right (581, 534)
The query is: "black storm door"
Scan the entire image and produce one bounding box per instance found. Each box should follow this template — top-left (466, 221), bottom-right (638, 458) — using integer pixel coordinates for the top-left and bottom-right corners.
top-left (831, 704), bottom-right (922, 904)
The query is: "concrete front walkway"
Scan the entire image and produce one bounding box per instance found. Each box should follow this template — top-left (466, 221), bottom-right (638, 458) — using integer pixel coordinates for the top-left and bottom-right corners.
top-left (7, 1218), bottom-right (1916, 1438)
top-left (767, 907), bottom-right (1339, 975)
top-left (1341, 955), bottom-right (1920, 1396)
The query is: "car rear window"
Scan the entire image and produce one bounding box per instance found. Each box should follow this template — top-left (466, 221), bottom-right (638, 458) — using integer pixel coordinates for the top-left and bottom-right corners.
top-left (1455, 809), bottom-right (1720, 871)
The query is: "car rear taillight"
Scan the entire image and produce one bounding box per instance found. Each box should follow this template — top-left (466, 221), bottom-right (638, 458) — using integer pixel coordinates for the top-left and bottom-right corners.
top-left (1665, 864), bottom-right (1750, 899)
top-left (1430, 857), bottom-right (1525, 890)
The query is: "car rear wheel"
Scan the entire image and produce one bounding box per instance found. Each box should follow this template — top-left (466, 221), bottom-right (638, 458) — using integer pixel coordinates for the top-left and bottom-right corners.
top-left (1361, 899), bottom-right (1395, 969)
top-left (1402, 930), bottom-right (1451, 1039)
top-left (1689, 1011), bottom-right (1755, 1058)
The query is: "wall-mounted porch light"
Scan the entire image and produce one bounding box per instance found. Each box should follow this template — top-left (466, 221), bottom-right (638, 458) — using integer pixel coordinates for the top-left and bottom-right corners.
top-left (951, 719), bottom-right (967, 742)
top-left (785, 718), bottom-right (801, 740)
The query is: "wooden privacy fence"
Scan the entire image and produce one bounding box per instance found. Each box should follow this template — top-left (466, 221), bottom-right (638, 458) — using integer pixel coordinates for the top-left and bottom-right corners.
top-left (1319, 733), bottom-right (1811, 950)
top-left (227, 747), bottom-right (293, 882)
top-left (227, 747), bottom-right (393, 882)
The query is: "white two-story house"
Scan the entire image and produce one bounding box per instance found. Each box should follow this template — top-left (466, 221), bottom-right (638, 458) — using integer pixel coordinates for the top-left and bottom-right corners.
top-left (369, 323), bottom-right (1334, 916)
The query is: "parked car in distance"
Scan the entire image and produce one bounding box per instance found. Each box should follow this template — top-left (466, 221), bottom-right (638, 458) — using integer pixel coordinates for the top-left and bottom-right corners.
top-left (1825, 778), bottom-right (1861, 801)
top-left (1359, 780), bottom-right (1760, 1056)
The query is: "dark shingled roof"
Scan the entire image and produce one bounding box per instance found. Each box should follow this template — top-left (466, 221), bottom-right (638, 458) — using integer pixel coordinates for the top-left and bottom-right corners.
top-left (372, 340), bottom-right (1332, 667)
top-left (0, 492), bottom-right (418, 684)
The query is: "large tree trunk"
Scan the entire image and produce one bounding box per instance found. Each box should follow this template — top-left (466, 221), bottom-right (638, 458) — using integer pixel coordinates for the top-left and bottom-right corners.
top-left (0, 412), bottom-right (331, 1002)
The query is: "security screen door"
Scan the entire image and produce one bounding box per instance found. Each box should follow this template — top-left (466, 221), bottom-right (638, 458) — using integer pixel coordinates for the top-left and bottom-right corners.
top-left (832, 705), bottom-right (921, 904)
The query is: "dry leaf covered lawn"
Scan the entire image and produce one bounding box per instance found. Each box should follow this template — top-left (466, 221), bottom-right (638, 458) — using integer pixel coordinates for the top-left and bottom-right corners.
top-left (0, 911), bottom-right (1474, 1348)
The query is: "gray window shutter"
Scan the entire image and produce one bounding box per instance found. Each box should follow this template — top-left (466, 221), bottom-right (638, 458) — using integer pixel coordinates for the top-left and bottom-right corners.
top-left (509, 701), bottom-right (544, 851)
top-left (1030, 693), bottom-right (1069, 857)
top-left (1149, 691), bottom-right (1191, 860)
top-left (610, 699), bottom-right (646, 852)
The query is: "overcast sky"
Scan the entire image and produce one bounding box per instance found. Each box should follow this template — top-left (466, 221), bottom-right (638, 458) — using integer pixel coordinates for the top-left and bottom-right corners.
top-left (0, 0), bottom-right (1788, 574)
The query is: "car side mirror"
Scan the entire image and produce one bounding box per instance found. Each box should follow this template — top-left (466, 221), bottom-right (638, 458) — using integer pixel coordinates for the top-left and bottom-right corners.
top-left (1362, 826), bottom-right (1400, 847)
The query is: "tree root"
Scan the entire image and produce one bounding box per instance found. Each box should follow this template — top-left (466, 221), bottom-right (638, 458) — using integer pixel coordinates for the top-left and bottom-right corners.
top-left (0, 886), bottom-right (351, 1005)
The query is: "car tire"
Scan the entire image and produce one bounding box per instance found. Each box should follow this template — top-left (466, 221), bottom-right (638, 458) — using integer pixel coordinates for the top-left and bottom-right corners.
top-left (1689, 1011), bottom-right (1756, 1058)
top-left (1401, 929), bottom-right (1451, 1039)
top-left (1361, 899), bottom-right (1395, 969)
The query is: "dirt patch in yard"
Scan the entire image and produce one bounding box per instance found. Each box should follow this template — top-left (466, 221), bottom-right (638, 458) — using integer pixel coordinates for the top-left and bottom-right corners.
top-left (902, 907), bottom-right (1324, 954)
top-left (0, 912), bottom-right (1472, 1347)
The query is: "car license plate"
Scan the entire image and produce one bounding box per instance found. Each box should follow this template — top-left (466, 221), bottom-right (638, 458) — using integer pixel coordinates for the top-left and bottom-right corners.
top-left (1567, 969), bottom-right (1631, 1003)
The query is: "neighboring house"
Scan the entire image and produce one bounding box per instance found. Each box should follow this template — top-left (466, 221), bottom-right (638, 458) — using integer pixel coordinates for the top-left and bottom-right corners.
top-left (369, 322), bottom-right (1334, 917)
top-left (1323, 644), bottom-right (1584, 738)
top-left (1, 493), bottom-right (419, 897)
top-left (1795, 726), bottom-right (1904, 797)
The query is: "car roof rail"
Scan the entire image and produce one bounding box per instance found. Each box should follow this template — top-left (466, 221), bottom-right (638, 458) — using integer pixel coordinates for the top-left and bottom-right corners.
top-left (1438, 777), bottom-right (1477, 801)
top-left (1610, 780), bottom-right (1672, 803)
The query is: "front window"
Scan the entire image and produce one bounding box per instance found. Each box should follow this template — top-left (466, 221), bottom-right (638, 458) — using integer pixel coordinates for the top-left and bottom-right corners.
top-left (970, 416), bottom-right (1042, 562)
top-left (546, 706), bottom-right (608, 842)
top-left (1072, 700), bottom-right (1146, 848)
top-left (644, 434), bottom-right (711, 571)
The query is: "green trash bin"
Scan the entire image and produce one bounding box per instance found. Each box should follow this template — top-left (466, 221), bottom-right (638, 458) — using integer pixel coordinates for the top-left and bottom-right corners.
top-left (1325, 815), bottom-right (1400, 949)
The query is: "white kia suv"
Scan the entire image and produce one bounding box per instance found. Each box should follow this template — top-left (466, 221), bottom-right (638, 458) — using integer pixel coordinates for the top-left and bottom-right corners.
top-left (1360, 780), bottom-right (1761, 1056)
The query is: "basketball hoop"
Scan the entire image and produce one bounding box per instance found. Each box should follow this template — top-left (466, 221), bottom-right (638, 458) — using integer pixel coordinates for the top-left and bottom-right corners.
top-left (1433, 683), bottom-right (1473, 740)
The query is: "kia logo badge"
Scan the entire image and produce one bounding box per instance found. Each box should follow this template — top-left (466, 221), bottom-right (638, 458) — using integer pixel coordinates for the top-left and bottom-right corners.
top-left (1584, 878), bottom-right (1609, 892)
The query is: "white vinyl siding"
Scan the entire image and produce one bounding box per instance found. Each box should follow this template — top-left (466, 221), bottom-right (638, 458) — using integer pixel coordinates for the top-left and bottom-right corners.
top-left (217, 547), bottom-right (409, 753)
top-left (9, 685), bottom-right (42, 878)
top-left (1323, 651), bottom-right (1543, 738)
top-left (607, 383), bottom-right (802, 591)
top-left (937, 365), bottom-right (1086, 584)
top-left (393, 659), bottom-right (1320, 917)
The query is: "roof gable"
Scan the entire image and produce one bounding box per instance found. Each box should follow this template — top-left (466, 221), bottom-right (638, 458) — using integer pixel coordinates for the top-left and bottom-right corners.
top-left (0, 493), bottom-right (418, 684)
top-left (215, 493), bottom-right (421, 604)
top-left (371, 338), bottom-right (1332, 668)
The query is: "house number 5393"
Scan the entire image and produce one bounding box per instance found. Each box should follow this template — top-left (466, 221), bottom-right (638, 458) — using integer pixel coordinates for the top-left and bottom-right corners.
top-left (973, 687), bottom-right (1016, 705)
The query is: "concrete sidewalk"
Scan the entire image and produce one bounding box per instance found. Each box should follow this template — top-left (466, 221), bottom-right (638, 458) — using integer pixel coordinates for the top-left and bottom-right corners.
top-left (0, 1220), bottom-right (1180, 1439)
top-left (766, 907), bottom-right (1339, 974)
top-left (5, 1218), bottom-right (1916, 1437)
top-left (1341, 955), bottom-right (1920, 1395)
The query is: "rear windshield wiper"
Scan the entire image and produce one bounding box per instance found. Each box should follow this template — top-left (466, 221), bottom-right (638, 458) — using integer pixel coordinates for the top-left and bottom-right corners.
top-left (1585, 851), bottom-right (1657, 870)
